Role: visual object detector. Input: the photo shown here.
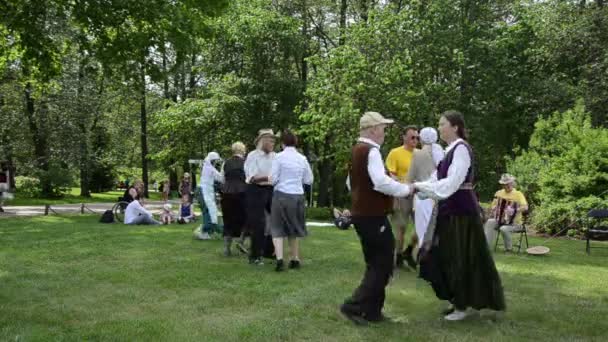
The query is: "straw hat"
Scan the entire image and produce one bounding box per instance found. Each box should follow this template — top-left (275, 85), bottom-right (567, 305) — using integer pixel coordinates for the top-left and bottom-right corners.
top-left (254, 128), bottom-right (276, 144)
top-left (359, 111), bottom-right (394, 130)
top-left (498, 173), bottom-right (516, 185)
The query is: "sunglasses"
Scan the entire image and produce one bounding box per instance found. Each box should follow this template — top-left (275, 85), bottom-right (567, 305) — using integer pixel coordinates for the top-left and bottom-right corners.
top-left (410, 136), bottom-right (419, 140)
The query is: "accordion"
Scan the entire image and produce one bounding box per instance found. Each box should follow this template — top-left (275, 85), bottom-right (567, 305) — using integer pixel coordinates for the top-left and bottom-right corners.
top-left (492, 197), bottom-right (519, 225)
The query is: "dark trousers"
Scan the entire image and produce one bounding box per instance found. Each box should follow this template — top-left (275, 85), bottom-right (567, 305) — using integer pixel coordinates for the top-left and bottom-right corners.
top-left (246, 184), bottom-right (273, 260)
top-left (344, 216), bottom-right (395, 320)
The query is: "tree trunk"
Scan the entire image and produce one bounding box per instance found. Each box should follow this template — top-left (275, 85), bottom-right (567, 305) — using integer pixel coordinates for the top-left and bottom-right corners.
top-left (316, 136), bottom-right (333, 207)
top-left (162, 48), bottom-right (171, 101)
top-left (140, 62), bottom-right (149, 198)
top-left (77, 53), bottom-right (91, 197)
top-left (188, 54), bottom-right (196, 98)
top-left (339, 0), bottom-right (348, 46)
top-left (458, 0), bottom-right (475, 112)
top-left (24, 81), bottom-right (51, 196)
top-left (317, 157), bottom-right (332, 207)
top-left (169, 167), bottom-right (178, 196)
top-left (359, 0), bottom-right (369, 22)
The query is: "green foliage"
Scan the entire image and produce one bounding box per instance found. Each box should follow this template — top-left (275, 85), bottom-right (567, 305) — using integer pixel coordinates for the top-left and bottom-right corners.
top-left (306, 206), bottom-right (333, 222)
top-left (2, 0), bottom-right (608, 209)
top-left (14, 176), bottom-right (41, 197)
top-left (35, 162), bottom-right (75, 198)
top-left (507, 102), bottom-right (608, 234)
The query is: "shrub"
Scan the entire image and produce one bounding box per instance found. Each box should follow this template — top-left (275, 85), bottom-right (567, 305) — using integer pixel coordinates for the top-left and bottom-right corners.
top-left (507, 101), bottom-right (608, 235)
top-left (306, 207), bottom-right (333, 221)
top-left (15, 176), bottom-right (41, 197)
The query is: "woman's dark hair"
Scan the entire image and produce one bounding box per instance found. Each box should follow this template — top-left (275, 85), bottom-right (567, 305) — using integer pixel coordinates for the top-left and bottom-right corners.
top-left (282, 130), bottom-right (298, 147)
top-left (441, 110), bottom-right (468, 140)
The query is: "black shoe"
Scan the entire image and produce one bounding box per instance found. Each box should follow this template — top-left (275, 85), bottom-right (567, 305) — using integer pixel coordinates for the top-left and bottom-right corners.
top-left (275, 259), bottom-right (284, 272)
top-left (288, 260), bottom-right (300, 269)
top-left (340, 304), bottom-right (368, 326)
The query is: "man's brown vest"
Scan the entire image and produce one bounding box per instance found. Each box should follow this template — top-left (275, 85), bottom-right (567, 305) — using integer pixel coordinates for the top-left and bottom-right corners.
top-left (350, 142), bottom-right (393, 217)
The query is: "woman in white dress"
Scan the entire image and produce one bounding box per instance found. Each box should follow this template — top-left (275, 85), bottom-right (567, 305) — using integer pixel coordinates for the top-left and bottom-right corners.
top-left (406, 127), bottom-right (444, 246)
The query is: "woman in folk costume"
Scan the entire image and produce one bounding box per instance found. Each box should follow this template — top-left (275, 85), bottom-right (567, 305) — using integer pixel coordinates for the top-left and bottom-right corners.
top-left (406, 127), bottom-right (444, 246)
top-left (413, 111), bottom-right (505, 321)
top-left (199, 151), bottom-right (224, 240)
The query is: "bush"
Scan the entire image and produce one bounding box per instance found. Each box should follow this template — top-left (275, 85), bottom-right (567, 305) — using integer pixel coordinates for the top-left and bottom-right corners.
top-left (507, 102), bottom-right (608, 235)
top-left (36, 162), bottom-right (74, 197)
top-left (15, 176), bottom-right (41, 197)
top-left (306, 207), bottom-right (333, 221)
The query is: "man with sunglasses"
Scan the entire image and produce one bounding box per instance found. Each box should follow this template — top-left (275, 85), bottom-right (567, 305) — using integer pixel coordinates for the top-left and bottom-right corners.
top-left (385, 125), bottom-right (419, 269)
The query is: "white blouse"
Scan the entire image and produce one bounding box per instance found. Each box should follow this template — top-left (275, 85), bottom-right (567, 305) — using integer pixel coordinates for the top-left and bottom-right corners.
top-left (125, 200), bottom-right (153, 224)
top-left (346, 137), bottom-right (411, 197)
top-left (244, 149), bottom-right (276, 185)
top-left (414, 138), bottom-right (471, 200)
top-left (271, 147), bottom-right (313, 195)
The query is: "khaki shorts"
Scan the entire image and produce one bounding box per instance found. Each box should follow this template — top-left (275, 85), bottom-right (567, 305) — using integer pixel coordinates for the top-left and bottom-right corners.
top-left (390, 196), bottom-right (414, 229)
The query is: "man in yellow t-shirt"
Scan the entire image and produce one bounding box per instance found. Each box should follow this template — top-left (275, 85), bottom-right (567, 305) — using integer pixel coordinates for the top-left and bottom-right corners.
top-left (484, 174), bottom-right (529, 251)
top-left (385, 125), bottom-right (419, 269)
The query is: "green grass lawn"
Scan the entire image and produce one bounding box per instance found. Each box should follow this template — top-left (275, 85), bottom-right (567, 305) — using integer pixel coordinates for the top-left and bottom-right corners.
top-left (4, 188), bottom-right (163, 206)
top-left (1, 216), bottom-right (607, 341)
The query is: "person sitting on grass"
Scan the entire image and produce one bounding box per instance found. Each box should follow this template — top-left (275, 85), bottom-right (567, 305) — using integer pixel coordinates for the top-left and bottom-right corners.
top-left (333, 208), bottom-right (352, 230)
top-left (125, 195), bottom-right (160, 225)
top-left (178, 195), bottom-right (196, 224)
top-left (160, 203), bottom-right (174, 225)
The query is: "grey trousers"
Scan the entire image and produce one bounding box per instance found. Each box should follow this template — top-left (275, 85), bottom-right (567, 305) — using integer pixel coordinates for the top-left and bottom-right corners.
top-left (484, 218), bottom-right (520, 250)
top-left (128, 214), bottom-right (160, 225)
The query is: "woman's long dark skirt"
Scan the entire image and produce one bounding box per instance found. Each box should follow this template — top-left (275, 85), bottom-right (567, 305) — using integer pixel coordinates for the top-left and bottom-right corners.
top-left (221, 192), bottom-right (247, 238)
top-left (419, 214), bottom-right (506, 311)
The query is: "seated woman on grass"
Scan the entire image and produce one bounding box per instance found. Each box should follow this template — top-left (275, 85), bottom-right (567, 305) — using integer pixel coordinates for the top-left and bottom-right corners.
top-left (333, 208), bottom-right (352, 230)
top-left (125, 194), bottom-right (160, 225)
top-left (178, 195), bottom-right (196, 224)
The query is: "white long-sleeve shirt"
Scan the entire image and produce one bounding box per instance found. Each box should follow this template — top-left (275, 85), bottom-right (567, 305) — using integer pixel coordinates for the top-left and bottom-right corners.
top-left (124, 200), bottom-right (153, 224)
top-left (244, 149), bottom-right (276, 186)
top-left (271, 147), bottom-right (313, 195)
top-left (200, 161), bottom-right (224, 191)
top-left (414, 138), bottom-right (471, 200)
top-left (346, 137), bottom-right (411, 197)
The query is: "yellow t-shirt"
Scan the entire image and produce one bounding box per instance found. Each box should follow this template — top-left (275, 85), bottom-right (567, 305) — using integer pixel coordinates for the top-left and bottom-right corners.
top-left (385, 146), bottom-right (414, 182)
top-left (492, 189), bottom-right (528, 225)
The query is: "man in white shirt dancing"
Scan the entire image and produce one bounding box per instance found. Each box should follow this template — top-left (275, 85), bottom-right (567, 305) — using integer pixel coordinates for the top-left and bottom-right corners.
top-left (341, 112), bottom-right (413, 325)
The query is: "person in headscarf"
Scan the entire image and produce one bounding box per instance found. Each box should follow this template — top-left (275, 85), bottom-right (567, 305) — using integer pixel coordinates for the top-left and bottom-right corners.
top-left (197, 152), bottom-right (224, 240)
top-left (406, 127), bottom-right (444, 247)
